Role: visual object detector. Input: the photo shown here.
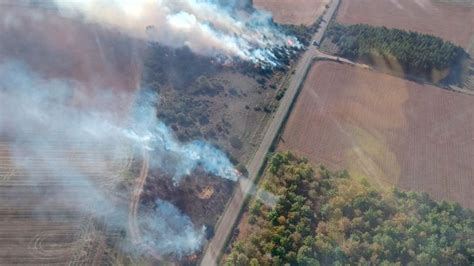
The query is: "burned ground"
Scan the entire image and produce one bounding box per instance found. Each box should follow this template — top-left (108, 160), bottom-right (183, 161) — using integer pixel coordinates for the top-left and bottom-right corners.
top-left (142, 44), bottom-right (294, 164)
top-left (0, 2), bottom-right (306, 264)
top-left (141, 168), bottom-right (234, 234)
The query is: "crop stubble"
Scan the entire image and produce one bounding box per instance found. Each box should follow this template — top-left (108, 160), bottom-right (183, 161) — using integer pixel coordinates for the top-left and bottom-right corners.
top-left (280, 62), bottom-right (474, 208)
top-left (0, 140), bottom-right (133, 264)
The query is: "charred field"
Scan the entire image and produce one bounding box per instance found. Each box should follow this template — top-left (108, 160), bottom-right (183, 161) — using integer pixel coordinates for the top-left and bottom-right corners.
top-left (127, 34), bottom-right (302, 264)
top-left (141, 43), bottom-right (296, 164)
top-left (141, 167), bottom-right (234, 243)
top-left (0, 1), bottom-right (303, 264)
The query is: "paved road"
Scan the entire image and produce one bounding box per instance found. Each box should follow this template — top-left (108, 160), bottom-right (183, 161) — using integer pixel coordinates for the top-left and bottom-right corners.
top-left (199, 1), bottom-right (341, 265)
top-left (314, 0), bottom-right (340, 45)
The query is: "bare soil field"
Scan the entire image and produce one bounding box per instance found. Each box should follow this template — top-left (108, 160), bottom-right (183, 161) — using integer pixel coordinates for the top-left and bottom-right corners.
top-left (280, 62), bottom-right (474, 209)
top-left (254, 0), bottom-right (330, 25)
top-left (0, 6), bottom-right (143, 113)
top-left (0, 7), bottom-right (151, 263)
top-left (0, 140), bottom-right (134, 264)
top-left (434, 0), bottom-right (474, 7)
top-left (337, 0), bottom-right (474, 48)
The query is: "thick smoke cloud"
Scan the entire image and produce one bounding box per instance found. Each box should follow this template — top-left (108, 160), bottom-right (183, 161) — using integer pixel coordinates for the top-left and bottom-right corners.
top-left (0, 0), bottom-right (290, 258)
top-left (53, 0), bottom-right (300, 67)
top-left (0, 60), bottom-right (234, 256)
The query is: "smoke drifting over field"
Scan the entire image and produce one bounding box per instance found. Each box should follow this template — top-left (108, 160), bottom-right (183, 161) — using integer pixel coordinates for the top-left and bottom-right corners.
top-left (53, 0), bottom-right (300, 67)
top-left (140, 199), bottom-right (205, 256)
top-left (0, 59), bottom-right (235, 256)
top-left (129, 91), bottom-right (240, 183)
top-left (0, 0), bottom-right (296, 259)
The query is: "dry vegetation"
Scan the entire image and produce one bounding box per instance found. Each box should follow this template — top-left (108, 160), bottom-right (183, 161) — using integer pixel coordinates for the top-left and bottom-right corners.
top-left (280, 62), bottom-right (474, 209)
top-left (142, 44), bottom-right (294, 165)
top-left (253, 0), bottom-right (330, 25)
top-left (0, 4), bottom-right (298, 263)
top-left (142, 168), bottom-right (234, 233)
top-left (337, 0), bottom-right (474, 48)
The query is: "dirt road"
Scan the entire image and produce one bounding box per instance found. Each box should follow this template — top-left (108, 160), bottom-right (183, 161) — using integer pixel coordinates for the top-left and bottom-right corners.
top-left (199, 1), bottom-right (341, 265)
top-left (127, 149), bottom-right (165, 261)
top-left (128, 150), bottom-right (149, 245)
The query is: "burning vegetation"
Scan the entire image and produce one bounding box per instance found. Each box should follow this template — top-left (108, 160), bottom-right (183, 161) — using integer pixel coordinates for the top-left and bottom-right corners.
top-left (0, 0), bottom-right (303, 264)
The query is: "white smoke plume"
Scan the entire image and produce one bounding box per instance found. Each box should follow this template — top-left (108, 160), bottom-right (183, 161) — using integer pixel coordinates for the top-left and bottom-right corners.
top-left (140, 199), bottom-right (205, 256)
top-left (127, 91), bottom-right (239, 183)
top-left (0, 60), bottom-right (235, 256)
top-left (53, 0), bottom-right (300, 67)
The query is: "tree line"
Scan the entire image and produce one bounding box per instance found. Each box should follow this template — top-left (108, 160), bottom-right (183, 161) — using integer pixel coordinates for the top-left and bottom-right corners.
top-left (326, 23), bottom-right (468, 82)
top-left (225, 152), bottom-right (474, 265)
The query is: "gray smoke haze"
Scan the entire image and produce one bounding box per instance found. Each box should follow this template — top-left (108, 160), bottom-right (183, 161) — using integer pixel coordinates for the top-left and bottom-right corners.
top-left (0, 0), bottom-right (295, 258)
top-left (0, 60), bottom-right (235, 256)
top-left (140, 199), bottom-right (205, 256)
top-left (53, 0), bottom-right (300, 67)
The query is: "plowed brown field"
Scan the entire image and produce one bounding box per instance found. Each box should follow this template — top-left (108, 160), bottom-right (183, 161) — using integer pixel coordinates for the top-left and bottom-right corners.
top-left (280, 62), bottom-right (474, 208)
top-left (0, 6), bottom-right (143, 114)
top-left (0, 139), bottom-right (133, 264)
top-left (254, 0), bottom-right (329, 25)
top-left (337, 0), bottom-right (474, 48)
top-left (0, 6), bottom-right (144, 264)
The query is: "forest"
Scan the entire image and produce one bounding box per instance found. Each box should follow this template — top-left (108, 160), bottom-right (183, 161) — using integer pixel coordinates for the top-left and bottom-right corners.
top-left (225, 152), bottom-right (474, 265)
top-left (325, 23), bottom-right (467, 82)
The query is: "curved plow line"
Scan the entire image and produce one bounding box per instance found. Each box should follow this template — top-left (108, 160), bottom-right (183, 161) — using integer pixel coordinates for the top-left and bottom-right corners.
top-left (127, 150), bottom-right (163, 261)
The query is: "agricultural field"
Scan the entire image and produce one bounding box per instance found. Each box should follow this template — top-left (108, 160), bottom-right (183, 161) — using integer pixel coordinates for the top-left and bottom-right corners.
top-left (336, 0), bottom-right (474, 48)
top-left (0, 7), bottom-right (140, 264)
top-left (280, 61), bottom-right (474, 209)
top-left (253, 0), bottom-right (330, 25)
top-left (225, 153), bottom-right (474, 265)
top-left (0, 3), bottom-right (300, 263)
top-left (0, 139), bottom-right (134, 264)
top-left (0, 6), bottom-right (143, 116)
top-left (0, 6), bottom-right (142, 91)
